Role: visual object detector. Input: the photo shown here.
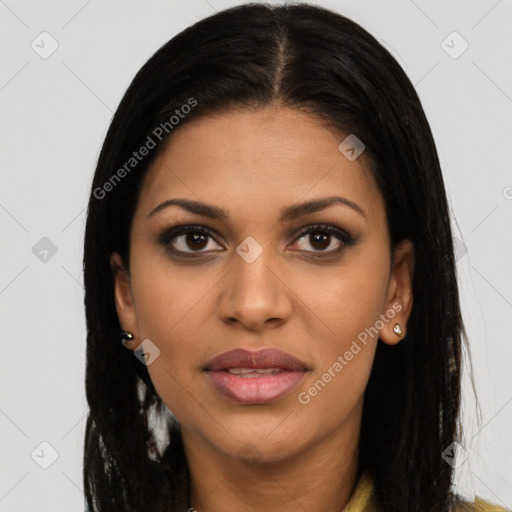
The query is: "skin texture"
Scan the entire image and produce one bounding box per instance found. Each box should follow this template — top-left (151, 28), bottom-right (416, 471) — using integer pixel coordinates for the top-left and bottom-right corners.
top-left (111, 106), bottom-right (414, 512)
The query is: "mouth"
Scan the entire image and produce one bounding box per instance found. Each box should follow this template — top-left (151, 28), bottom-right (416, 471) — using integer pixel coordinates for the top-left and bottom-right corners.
top-left (204, 348), bottom-right (310, 405)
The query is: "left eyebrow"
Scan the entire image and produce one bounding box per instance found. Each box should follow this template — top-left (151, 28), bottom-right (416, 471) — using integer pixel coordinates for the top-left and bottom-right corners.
top-left (280, 196), bottom-right (367, 221)
top-left (147, 195), bottom-right (367, 221)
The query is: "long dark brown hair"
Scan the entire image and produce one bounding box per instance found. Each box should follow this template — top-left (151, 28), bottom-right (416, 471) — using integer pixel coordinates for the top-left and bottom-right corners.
top-left (83, 3), bottom-right (472, 511)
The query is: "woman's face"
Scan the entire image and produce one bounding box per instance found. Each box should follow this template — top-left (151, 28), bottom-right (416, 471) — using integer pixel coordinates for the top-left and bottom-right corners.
top-left (112, 106), bottom-right (414, 468)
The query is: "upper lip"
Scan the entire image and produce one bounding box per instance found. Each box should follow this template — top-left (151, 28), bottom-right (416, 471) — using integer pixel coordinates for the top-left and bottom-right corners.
top-left (204, 348), bottom-right (309, 372)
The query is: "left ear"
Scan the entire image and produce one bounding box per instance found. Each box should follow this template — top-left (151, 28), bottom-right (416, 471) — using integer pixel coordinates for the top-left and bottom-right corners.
top-left (379, 239), bottom-right (415, 345)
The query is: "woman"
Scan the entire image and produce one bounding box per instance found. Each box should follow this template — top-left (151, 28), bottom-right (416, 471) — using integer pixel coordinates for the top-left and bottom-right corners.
top-left (82, 3), bottom-right (508, 511)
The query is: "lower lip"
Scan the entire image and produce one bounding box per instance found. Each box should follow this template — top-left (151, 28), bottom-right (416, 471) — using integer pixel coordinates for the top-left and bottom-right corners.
top-left (206, 370), bottom-right (306, 404)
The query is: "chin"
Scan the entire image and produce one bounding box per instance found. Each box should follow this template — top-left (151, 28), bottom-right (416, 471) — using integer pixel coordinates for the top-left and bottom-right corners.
top-left (208, 422), bottom-right (307, 464)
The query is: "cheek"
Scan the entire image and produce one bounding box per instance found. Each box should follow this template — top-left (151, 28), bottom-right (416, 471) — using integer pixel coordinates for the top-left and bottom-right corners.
top-left (288, 256), bottom-right (389, 409)
top-left (292, 257), bottom-right (390, 352)
top-left (128, 253), bottom-right (216, 413)
top-left (129, 253), bottom-right (212, 341)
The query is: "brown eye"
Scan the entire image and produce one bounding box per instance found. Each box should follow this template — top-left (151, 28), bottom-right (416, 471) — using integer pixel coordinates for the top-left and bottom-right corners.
top-left (158, 225), bottom-right (224, 256)
top-left (293, 229), bottom-right (343, 253)
top-left (289, 223), bottom-right (356, 258)
top-left (309, 232), bottom-right (331, 251)
top-left (185, 232), bottom-right (209, 251)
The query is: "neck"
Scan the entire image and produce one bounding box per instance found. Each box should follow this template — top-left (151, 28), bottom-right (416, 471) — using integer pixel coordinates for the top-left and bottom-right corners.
top-left (182, 409), bottom-right (362, 512)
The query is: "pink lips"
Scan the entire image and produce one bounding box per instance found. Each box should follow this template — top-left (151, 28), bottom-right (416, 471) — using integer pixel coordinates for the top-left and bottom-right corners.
top-left (204, 348), bottom-right (309, 404)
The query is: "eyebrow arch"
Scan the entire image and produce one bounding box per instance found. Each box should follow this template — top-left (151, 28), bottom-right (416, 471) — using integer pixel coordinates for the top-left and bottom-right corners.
top-left (147, 195), bottom-right (367, 221)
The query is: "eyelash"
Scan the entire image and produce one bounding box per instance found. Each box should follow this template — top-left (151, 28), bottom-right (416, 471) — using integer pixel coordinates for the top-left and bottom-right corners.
top-left (157, 220), bottom-right (357, 260)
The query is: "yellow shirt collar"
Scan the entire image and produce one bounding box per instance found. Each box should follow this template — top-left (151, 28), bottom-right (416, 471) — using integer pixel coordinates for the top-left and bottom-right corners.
top-left (342, 471), bottom-right (376, 512)
top-left (341, 471), bottom-right (509, 512)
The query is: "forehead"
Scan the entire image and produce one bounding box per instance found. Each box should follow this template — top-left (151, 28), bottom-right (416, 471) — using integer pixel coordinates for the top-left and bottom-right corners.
top-left (137, 106), bottom-right (383, 222)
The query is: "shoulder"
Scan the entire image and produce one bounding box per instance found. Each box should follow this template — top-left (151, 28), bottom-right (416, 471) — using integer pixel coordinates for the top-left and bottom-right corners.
top-left (452, 496), bottom-right (510, 511)
top-left (473, 497), bottom-right (510, 511)
top-left (350, 472), bottom-right (510, 512)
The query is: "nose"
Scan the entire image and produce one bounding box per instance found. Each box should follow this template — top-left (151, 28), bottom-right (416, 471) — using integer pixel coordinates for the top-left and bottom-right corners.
top-left (217, 247), bottom-right (293, 332)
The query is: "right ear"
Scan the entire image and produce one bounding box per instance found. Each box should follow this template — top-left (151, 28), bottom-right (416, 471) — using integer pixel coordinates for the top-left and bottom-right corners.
top-left (110, 252), bottom-right (139, 350)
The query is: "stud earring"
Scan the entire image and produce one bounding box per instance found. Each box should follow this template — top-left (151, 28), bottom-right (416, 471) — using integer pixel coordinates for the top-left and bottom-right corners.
top-left (393, 323), bottom-right (403, 337)
top-left (120, 330), bottom-right (134, 347)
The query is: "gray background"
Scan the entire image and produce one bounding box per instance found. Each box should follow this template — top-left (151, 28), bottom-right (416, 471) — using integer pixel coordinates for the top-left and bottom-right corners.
top-left (1, 0), bottom-right (511, 510)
